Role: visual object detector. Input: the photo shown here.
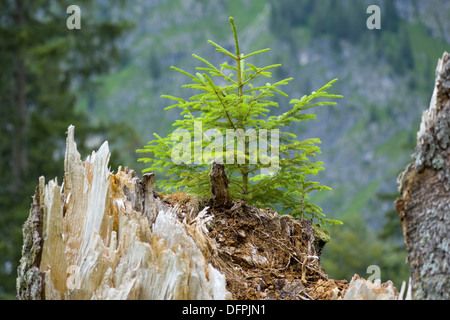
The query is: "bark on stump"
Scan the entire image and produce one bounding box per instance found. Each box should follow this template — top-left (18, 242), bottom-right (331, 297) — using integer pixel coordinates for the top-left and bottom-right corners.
top-left (395, 52), bottom-right (450, 300)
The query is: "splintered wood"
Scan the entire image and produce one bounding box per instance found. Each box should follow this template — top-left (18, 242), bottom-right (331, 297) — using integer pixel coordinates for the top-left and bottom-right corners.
top-left (17, 125), bottom-right (228, 300)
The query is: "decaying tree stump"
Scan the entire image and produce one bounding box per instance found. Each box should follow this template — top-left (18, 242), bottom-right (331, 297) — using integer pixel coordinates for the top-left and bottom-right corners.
top-left (395, 52), bottom-right (450, 300)
top-left (16, 125), bottom-right (406, 300)
top-left (15, 125), bottom-right (339, 300)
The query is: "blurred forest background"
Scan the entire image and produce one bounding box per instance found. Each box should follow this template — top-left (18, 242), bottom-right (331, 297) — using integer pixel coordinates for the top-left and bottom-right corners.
top-left (1, 0), bottom-right (449, 299)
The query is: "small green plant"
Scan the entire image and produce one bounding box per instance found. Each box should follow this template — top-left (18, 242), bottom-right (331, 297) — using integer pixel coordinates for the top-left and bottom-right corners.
top-left (137, 17), bottom-right (342, 226)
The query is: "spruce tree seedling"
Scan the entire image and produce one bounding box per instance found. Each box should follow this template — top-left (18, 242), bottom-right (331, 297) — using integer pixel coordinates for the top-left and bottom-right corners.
top-left (137, 17), bottom-right (343, 226)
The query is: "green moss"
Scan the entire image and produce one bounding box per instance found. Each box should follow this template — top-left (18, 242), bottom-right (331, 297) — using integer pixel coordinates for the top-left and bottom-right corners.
top-left (313, 223), bottom-right (330, 244)
top-left (408, 23), bottom-right (449, 75)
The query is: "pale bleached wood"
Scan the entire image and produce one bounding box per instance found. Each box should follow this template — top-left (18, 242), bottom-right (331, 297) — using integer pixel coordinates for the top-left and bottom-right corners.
top-left (343, 275), bottom-right (399, 300)
top-left (17, 125), bottom-right (229, 300)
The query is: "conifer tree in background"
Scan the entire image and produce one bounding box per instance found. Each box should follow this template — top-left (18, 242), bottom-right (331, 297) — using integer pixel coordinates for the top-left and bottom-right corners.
top-left (138, 17), bottom-right (342, 226)
top-left (0, 0), bottom-right (129, 298)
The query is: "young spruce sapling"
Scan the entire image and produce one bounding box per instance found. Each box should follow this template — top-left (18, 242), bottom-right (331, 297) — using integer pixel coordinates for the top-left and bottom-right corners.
top-left (137, 17), bottom-right (343, 226)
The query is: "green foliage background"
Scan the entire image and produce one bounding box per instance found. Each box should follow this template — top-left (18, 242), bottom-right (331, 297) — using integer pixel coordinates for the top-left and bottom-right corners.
top-left (0, 0), bottom-right (134, 298)
top-left (2, 0), bottom-right (449, 298)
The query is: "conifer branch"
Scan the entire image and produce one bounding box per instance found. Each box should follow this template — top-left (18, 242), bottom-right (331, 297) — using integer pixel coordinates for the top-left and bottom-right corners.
top-left (213, 87), bottom-right (236, 131)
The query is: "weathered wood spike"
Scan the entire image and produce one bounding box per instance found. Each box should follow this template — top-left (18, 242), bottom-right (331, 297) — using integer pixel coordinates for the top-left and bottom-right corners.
top-left (209, 161), bottom-right (233, 209)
